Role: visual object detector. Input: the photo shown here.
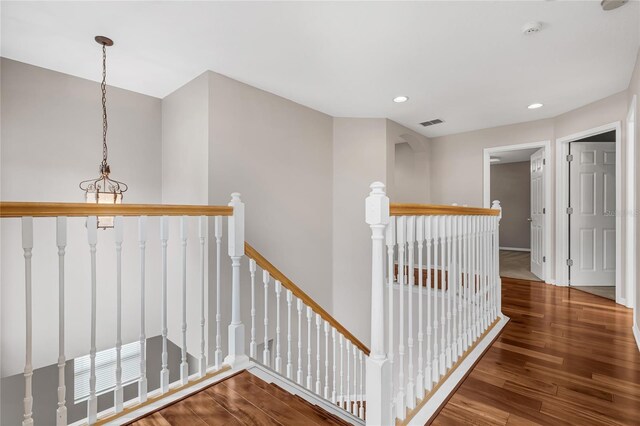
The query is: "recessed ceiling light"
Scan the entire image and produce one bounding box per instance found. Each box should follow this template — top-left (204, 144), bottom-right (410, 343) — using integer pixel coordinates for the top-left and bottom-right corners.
top-left (490, 157), bottom-right (501, 163)
top-left (528, 103), bottom-right (543, 109)
top-left (393, 96), bottom-right (409, 103)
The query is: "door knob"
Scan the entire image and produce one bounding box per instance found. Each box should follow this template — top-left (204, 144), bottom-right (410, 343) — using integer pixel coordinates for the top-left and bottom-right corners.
top-left (527, 218), bottom-right (533, 222)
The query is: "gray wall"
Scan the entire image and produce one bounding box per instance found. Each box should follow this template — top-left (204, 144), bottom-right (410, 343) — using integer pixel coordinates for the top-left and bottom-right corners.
top-left (1, 58), bottom-right (163, 377)
top-left (490, 162), bottom-right (531, 249)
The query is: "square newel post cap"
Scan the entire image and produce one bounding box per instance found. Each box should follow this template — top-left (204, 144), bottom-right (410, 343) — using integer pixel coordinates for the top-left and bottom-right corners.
top-left (366, 182), bottom-right (390, 226)
top-left (228, 192), bottom-right (245, 257)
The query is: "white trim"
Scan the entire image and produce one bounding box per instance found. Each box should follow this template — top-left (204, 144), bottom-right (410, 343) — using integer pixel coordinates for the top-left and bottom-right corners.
top-left (633, 324), bottom-right (640, 352)
top-left (83, 366), bottom-right (239, 426)
top-left (626, 96), bottom-right (637, 311)
top-left (499, 247), bottom-right (531, 252)
top-left (408, 315), bottom-right (509, 425)
top-left (555, 122), bottom-right (623, 306)
top-left (483, 140), bottom-right (552, 283)
top-left (246, 363), bottom-right (364, 424)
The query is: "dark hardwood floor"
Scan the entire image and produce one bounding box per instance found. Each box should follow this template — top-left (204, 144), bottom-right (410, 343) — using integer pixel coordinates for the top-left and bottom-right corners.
top-left (433, 277), bottom-right (640, 426)
top-left (128, 371), bottom-right (351, 426)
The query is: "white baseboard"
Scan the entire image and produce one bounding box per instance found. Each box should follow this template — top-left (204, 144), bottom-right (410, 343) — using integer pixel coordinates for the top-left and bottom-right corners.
top-left (499, 247), bottom-right (531, 252)
top-left (633, 324), bottom-right (640, 353)
top-left (247, 363), bottom-right (364, 424)
top-left (407, 315), bottom-right (509, 425)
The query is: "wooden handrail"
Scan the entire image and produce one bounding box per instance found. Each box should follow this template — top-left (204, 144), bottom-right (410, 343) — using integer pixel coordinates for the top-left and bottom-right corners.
top-left (245, 242), bottom-right (371, 356)
top-left (390, 203), bottom-right (499, 217)
top-left (0, 202), bottom-right (233, 218)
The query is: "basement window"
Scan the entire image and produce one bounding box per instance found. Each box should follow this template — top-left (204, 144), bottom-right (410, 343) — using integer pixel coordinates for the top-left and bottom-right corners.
top-left (74, 341), bottom-right (141, 403)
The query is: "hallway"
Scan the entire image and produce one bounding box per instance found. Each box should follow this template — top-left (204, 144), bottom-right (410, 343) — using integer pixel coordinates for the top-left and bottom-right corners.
top-left (434, 277), bottom-right (640, 425)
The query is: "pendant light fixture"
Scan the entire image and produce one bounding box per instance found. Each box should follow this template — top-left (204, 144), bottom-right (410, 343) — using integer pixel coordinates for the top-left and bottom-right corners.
top-left (79, 36), bottom-right (128, 228)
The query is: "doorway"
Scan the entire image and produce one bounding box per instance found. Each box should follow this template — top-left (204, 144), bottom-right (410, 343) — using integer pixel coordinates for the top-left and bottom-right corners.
top-left (568, 133), bottom-right (616, 300)
top-left (484, 141), bottom-right (551, 282)
top-left (556, 122), bottom-right (624, 304)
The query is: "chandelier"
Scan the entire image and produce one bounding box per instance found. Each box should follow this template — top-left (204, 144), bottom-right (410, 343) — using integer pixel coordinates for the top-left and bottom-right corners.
top-left (79, 36), bottom-right (128, 228)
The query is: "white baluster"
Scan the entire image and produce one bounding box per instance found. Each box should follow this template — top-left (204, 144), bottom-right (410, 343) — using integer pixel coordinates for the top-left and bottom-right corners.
top-left (286, 289), bottom-right (293, 379)
top-left (315, 313), bottom-right (322, 394)
top-left (464, 216), bottom-right (471, 350)
top-left (332, 328), bottom-right (337, 403)
top-left (439, 216), bottom-right (446, 376)
top-left (297, 298), bottom-right (303, 385)
top-left (385, 216), bottom-right (396, 419)
top-left (275, 280), bottom-right (282, 373)
top-left (425, 216), bottom-right (433, 392)
top-left (180, 217), bottom-right (189, 385)
top-left (396, 215), bottom-right (406, 419)
top-left (138, 217), bottom-right (148, 402)
top-left (475, 216), bottom-right (481, 339)
top-left (87, 216), bottom-right (98, 423)
top-left (339, 334), bottom-right (344, 408)
top-left (481, 217), bottom-right (487, 331)
top-left (324, 320), bottom-right (330, 399)
top-left (56, 217), bottom-right (67, 426)
top-left (457, 216), bottom-right (464, 357)
top-left (160, 216), bottom-right (169, 393)
top-left (432, 216), bottom-right (440, 382)
top-left (446, 216), bottom-right (453, 370)
top-left (306, 306), bottom-right (313, 390)
top-left (22, 217), bottom-right (34, 426)
top-left (359, 350), bottom-right (365, 419)
top-left (346, 340), bottom-right (351, 413)
top-left (406, 216), bottom-right (416, 409)
top-left (451, 217), bottom-right (458, 362)
top-left (352, 344), bottom-right (357, 415)
top-left (416, 216), bottom-right (425, 400)
top-left (263, 270), bottom-right (271, 366)
top-left (114, 216), bottom-right (124, 411)
top-left (249, 259), bottom-right (257, 359)
top-left (199, 217), bottom-right (207, 377)
top-left (214, 216), bottom-right (223, 369)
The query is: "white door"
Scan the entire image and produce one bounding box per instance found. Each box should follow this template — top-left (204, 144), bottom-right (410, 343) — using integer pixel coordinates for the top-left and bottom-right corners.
top-left (569, 142), bottom-right (616, 286)
top-left (530, 148), bottom-right (545, 280)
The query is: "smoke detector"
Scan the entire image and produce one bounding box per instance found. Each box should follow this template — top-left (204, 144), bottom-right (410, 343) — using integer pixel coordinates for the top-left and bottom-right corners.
top-left (522, 21), bottom-right (542, 35)
top-left (601, 0), bottom-right (627, 10)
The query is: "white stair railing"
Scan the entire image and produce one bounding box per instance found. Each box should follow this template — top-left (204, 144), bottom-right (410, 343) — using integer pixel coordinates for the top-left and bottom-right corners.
top-left (244, 242), bottom-right (369, 421)
top-left (1, 199), bottom-right (237, 426)
top-left (366, 182), bottom-right (502, 425)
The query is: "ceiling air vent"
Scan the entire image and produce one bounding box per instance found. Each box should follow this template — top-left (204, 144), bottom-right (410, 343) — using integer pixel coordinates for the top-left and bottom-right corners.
top-left (420, 119), bottom-right (444, 127)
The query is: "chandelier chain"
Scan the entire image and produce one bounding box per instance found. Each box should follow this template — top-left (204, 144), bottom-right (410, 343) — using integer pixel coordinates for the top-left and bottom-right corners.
top-left (101, 42), bottom-right (108, 169)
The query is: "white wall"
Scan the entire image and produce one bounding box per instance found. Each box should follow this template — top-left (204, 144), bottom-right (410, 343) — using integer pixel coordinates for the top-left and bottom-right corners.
top-left (207, 71), bottom-right (334, 309)
top-left (429, 91), bottom-right (628, 283)
top-left (332, 118), bottom-right (388, 344)
top-left (161, 72), bottom-right (212, 363)
top-left (1, 58), bottom-right (163, 376)
top-left (393, 143), bottom-right (429, 204)
top-left (627, 48), bottom-right (640, 339)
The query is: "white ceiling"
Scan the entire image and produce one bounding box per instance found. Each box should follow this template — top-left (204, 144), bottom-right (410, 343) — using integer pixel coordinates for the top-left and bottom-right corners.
top-left (2, 1), bottom-right (639, 137)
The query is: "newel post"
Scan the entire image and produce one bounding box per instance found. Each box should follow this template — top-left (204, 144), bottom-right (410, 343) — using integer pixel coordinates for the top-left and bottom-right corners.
top-left (225, 192), bottom-right (248, 368)
top-left (365, 182), bottom-right (392, 425)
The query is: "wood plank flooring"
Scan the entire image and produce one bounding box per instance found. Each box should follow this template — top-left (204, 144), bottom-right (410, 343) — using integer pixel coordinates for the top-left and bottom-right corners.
top-left (127, 371), bottom-right (351, 426)
top-left (433, 277), bottom-right (640, 426)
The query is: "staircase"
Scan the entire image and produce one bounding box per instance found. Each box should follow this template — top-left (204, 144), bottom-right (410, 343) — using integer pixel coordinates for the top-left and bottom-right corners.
top-left (0, 182), bottom-right (507, 425)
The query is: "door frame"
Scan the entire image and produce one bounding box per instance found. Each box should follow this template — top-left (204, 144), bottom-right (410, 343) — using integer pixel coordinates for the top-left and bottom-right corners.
top-left (555, 121), bottom-right (623, 305)
top-left (483, 140), bottom-right (552, 283)
top-left (626, 96), bottom-right (636, 311)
